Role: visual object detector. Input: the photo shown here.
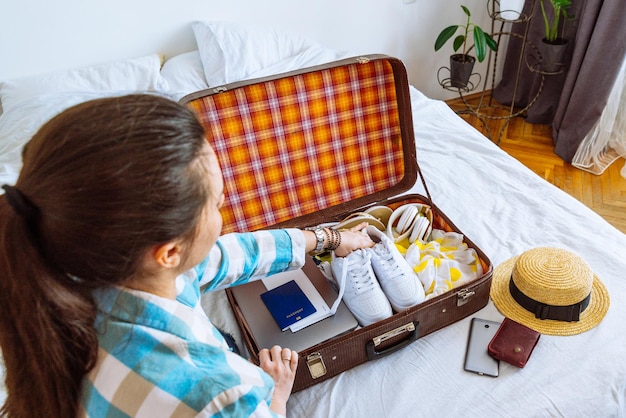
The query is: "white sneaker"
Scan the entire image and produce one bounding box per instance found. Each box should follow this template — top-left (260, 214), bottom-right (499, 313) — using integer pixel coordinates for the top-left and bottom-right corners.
top-left (366, 226), bottom-right (425, 311)
top-left (331, 249), bottom-right (393, 327)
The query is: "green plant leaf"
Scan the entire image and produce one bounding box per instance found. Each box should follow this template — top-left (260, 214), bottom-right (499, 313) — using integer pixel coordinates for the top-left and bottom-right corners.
top-left (473, 26), bottom-right (487, 62)
top-left (434, 25), bottom-right (459, 51)
top-left (461, 5), bottom-right (471, 17)
top-left (553, 0), bottom-right (571, 8)
top-left (485, 33), bottom-right (498, 52)
top-left (540, 0), bottom-right (572, 42)
top-left (453, 35), bottom-right (465, 52)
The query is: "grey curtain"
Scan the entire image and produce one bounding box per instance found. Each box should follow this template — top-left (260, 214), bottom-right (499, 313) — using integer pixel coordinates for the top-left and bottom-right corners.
top-left (492, 0), bottom-right (626, 162)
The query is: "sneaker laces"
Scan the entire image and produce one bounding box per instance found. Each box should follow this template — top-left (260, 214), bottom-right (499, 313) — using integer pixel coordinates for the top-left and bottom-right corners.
top-left (373, 244), bottom-right (404, 282)
top-left (329, 250), bottom-right (375, 314)
top-left (345, 251), bottom-right (378, 295)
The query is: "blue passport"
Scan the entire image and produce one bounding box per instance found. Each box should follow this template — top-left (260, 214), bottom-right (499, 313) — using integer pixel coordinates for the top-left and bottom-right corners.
top-left (260, 280), bottom-right (317, 331)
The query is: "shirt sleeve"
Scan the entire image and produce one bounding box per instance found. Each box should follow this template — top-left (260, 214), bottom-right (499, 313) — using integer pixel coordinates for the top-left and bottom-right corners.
top-left (194, 228), bottom-right (306, 291)
top-left (82, 322), bottom-right (283, 418)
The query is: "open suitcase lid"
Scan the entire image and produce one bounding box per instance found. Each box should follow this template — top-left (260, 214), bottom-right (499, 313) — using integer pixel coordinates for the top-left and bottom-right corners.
top-left (181, 55), bottom-right (429, 234)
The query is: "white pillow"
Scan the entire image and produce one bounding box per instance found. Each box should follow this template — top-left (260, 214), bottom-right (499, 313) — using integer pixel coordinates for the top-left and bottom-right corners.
top-left (0, 55), bottom-right (167, 113)
top-left (242, 46), bottom-right (356, 81)
top-left (0, 91), bottom-right (174, 187)
top-left (160, 51), bottom-right (209, 99)
top-left (192, 21), bottom-right (321, 86)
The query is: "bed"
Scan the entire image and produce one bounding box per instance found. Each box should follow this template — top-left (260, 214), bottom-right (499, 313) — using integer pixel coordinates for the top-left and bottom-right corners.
top-left (1, 20), bottom-right (625, 418)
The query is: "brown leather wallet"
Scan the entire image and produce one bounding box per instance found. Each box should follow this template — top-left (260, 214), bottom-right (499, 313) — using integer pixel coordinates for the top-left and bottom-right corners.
top-left (488, 318), bottom-right (540, 368)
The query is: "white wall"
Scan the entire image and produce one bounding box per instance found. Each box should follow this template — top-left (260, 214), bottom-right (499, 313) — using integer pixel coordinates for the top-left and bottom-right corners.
top-left (0, 0), bottom-right (504, 101)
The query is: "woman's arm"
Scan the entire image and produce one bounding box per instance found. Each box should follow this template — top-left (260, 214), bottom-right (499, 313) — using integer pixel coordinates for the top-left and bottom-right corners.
top-left (302, 222), bottom-right (373, 257)
top-left (196, 223), bottom-right (373, 291)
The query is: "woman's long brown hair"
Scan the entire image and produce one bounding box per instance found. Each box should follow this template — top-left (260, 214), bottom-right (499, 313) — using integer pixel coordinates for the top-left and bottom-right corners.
top-left (0, 94), bottom-right (208, 417)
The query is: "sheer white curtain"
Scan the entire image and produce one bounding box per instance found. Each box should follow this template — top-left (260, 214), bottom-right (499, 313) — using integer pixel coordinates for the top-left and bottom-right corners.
top-left (572, 55), bottom-right (626, 178)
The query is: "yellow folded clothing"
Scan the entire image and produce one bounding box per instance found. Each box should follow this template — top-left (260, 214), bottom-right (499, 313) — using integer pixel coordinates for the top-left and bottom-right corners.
top-left (404, 229), bottom-right (483, 299)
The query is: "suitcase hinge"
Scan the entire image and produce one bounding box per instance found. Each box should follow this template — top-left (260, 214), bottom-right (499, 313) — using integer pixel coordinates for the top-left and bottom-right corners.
top-left (356, 56), bottom-right (371, 64)
top-left (306, 352), bottom-right (327, 379)
top-left (457, 288), bottom-right (476, 306)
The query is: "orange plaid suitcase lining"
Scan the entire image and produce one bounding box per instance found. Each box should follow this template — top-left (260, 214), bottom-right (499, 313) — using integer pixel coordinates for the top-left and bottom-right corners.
top-left (188, 59), bottom-right (405, 234)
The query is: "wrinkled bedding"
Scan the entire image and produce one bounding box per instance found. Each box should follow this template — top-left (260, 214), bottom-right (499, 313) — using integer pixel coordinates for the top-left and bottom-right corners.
top-left (2, 42), bottom-right (624, 416)
top-left (204, 86), bottom-right (626, 418)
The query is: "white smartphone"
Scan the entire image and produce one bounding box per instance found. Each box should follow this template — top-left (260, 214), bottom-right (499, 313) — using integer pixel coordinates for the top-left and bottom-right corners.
top-left (463, 317), bottom-right (501, 377)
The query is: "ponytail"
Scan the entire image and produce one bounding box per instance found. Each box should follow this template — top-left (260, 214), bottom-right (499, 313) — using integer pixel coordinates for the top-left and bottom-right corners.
top-left (0, 200), bottom-right (97, 417)
top-left (0, 94), bottom-right (208, 417)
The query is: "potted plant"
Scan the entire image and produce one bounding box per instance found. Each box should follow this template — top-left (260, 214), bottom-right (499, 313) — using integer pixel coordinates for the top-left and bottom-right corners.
top-left (539, 0), bottom-right (572, 72)
top-left (434, 5), bottom-right (498, 88)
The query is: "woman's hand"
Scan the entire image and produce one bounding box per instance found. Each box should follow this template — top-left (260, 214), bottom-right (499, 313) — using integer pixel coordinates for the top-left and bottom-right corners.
top-left (334, 221), bottom-right (374, 257)
top-left (304, 222), bottom-right (374, 257)
top-left (259, 345), bottom-right (298, 416)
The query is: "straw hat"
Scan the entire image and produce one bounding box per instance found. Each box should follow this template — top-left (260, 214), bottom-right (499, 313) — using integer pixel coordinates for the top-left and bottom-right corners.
top-left (490, 247), bottom-right (609, 336)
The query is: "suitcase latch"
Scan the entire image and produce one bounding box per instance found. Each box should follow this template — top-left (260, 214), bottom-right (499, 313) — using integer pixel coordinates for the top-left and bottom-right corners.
top-left (356, 57), bottom-right (371, 64)
top-left (306, 352), bottom-right (327, 379)
top-left (457, 289), bottom-right (476, 306)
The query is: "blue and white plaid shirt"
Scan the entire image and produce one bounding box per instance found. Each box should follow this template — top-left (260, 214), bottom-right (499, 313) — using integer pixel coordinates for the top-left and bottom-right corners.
top-left (80, 229), bottom-right (305, 417)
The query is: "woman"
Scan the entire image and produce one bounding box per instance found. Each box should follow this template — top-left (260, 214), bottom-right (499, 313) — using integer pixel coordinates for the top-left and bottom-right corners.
top-left (0, 94), bottom-right (372, 417)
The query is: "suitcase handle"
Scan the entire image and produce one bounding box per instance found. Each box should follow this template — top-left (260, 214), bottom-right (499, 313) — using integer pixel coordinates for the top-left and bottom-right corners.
top-left (366, 321), bottom-right (419, 360)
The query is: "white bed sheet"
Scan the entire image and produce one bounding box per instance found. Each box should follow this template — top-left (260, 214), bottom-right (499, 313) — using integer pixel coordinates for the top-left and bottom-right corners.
top-left (1, 49), bottom-right (625, 416)
top-left (204, 87), bottom-right (626, 417)
top-left (284, 87), bottom-right (626, 417)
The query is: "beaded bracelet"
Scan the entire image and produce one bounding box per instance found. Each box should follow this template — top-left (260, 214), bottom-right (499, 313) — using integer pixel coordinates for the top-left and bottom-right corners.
top-left (334, 228), bottom-right (342, 249)
top-left (325, 228), bottom-right (342, 251)
top-left (307, 226), bottom-right (342, 254)
top-left (322, 227), bottom-right (331, 251)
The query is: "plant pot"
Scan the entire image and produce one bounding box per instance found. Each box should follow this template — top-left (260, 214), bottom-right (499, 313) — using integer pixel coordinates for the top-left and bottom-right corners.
top-left (499, 0), bottom-right (524, 21)
top-left (450, 54), bottom-right (476, 88)
top-left (540, 39), bottom-right (568, 73)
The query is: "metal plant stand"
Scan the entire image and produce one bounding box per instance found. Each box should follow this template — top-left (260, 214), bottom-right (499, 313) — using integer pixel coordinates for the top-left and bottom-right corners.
top-left (438, 0), bottom-right (563, 144)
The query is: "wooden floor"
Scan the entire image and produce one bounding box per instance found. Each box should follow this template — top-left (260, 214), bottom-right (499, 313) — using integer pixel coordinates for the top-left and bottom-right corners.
top-left (445, 93), bottom-right (626, 234)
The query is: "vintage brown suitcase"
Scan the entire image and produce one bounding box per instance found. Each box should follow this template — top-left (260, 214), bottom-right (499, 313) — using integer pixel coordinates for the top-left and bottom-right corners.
top-left (181, 55), bottom-right (493, 392)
